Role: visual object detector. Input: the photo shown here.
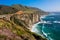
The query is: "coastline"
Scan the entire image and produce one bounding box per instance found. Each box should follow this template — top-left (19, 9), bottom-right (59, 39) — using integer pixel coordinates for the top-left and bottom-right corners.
top-left (30, 21), bottom-right (46, 39)
top-left (30, 15), bottom-right (48, 39)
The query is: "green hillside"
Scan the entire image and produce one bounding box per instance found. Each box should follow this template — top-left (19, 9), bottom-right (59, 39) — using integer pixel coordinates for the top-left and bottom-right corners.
top-left (0, 18), bottom-right (46, 40)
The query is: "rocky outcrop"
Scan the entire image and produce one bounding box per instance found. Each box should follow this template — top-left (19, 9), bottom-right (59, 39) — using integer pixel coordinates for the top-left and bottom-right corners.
top-left (11, 11), bottom-right (48, 29)
top-left (11, 4), bottom-right (48, 29)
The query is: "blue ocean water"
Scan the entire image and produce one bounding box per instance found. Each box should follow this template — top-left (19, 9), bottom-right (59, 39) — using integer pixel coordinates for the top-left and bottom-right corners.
top-left (31, 13), bottom-right (60, 40)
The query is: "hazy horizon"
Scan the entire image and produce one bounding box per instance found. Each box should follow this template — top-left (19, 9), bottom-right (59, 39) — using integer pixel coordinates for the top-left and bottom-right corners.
top-left (0, 0), bottom-right (60, 12)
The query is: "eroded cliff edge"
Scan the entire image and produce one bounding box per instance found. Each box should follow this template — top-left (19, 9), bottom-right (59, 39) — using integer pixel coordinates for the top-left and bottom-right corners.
top-left (11, 11), bottom-right (48, 29)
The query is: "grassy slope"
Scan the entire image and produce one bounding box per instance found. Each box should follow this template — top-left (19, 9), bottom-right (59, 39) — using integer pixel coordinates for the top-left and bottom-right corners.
top-left (0, 18), bottom-right (46, 40)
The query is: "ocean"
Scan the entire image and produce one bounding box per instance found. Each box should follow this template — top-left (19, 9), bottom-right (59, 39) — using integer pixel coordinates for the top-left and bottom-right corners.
top-left (31, 13), bottom-right (60, 40)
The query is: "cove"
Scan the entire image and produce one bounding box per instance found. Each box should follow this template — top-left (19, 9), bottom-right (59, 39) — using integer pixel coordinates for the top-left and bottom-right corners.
top-left (31, 13), bottom-right (60, 40)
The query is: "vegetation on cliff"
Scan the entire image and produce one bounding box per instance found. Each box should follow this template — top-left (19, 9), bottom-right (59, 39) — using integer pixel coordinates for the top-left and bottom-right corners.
top-left (0, 4), bottom-right (48, 15)
top-left (0, 18), bottom-right (46, 40)
top-left (0, 4), bottom-right (48, 40)
top-left (0, 5), bottom-right (18, 15)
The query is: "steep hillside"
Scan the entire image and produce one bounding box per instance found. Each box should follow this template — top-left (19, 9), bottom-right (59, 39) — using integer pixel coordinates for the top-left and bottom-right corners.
top-left (0, 18), bottom-right (46, 40)
top-left (12, 4), bottom-right (47, 14)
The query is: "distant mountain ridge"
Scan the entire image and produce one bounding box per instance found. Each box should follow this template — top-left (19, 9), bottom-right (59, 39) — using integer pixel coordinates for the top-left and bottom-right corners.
top-left (0, 4), bottom-right (47, 15)
top-left (0, 5), bottom-right (18, 15)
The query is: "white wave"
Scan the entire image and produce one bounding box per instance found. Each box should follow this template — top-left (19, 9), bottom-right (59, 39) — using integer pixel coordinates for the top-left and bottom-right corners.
top-left (48, 37), bottom-right (54, 40)
top-left (40, 15), bottom-right (52, 24)
top-left (40, 21), bottom-right (60, 24)
top-left (39, 21), bottom-right (52, 24)
top-left (53, 21), bottom-right (60, 23)
top-left (36, 20), bottom-right (51, 24)
top-left (40, 15), bottom-right (47, 21)
top-left (42, 31), bottom-right (47, 37)
top-left (40, 15), bottom-right (47, 19)
top-left (42, 31), bottom-right (54, 40)
top-left (31, 24), bottom-right (37, 32)
top-left (31, 28), bottom-right (39, 32)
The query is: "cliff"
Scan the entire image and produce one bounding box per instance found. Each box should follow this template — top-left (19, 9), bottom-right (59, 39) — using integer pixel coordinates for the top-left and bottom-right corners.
top-left (11, 10), bottom-right (48, 29)
top-left (0, 4), bottom-right (48, 40)
top-left (0, 4), bottom-right (48, 29)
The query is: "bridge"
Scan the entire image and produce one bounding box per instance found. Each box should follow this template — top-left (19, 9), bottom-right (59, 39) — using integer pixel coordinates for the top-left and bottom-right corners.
top-left (0, 11), bottom-right (24, 20)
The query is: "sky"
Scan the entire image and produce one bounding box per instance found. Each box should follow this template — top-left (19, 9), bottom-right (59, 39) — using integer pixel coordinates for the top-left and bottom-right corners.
top-left (0, 0), bottom-right (60, 12)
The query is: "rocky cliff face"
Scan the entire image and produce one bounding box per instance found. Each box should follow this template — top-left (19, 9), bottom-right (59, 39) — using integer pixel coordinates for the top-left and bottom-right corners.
top-left (11, 11), bottom-right (48, 29)
top-left (0, 4), bottom-right (48, 40)
top-left (11, 4), bottom-right (48, 29)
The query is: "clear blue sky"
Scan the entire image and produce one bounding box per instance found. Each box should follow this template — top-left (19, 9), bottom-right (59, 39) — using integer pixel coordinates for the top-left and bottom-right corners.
top-left (0, 0), bottom-right (60, 12)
